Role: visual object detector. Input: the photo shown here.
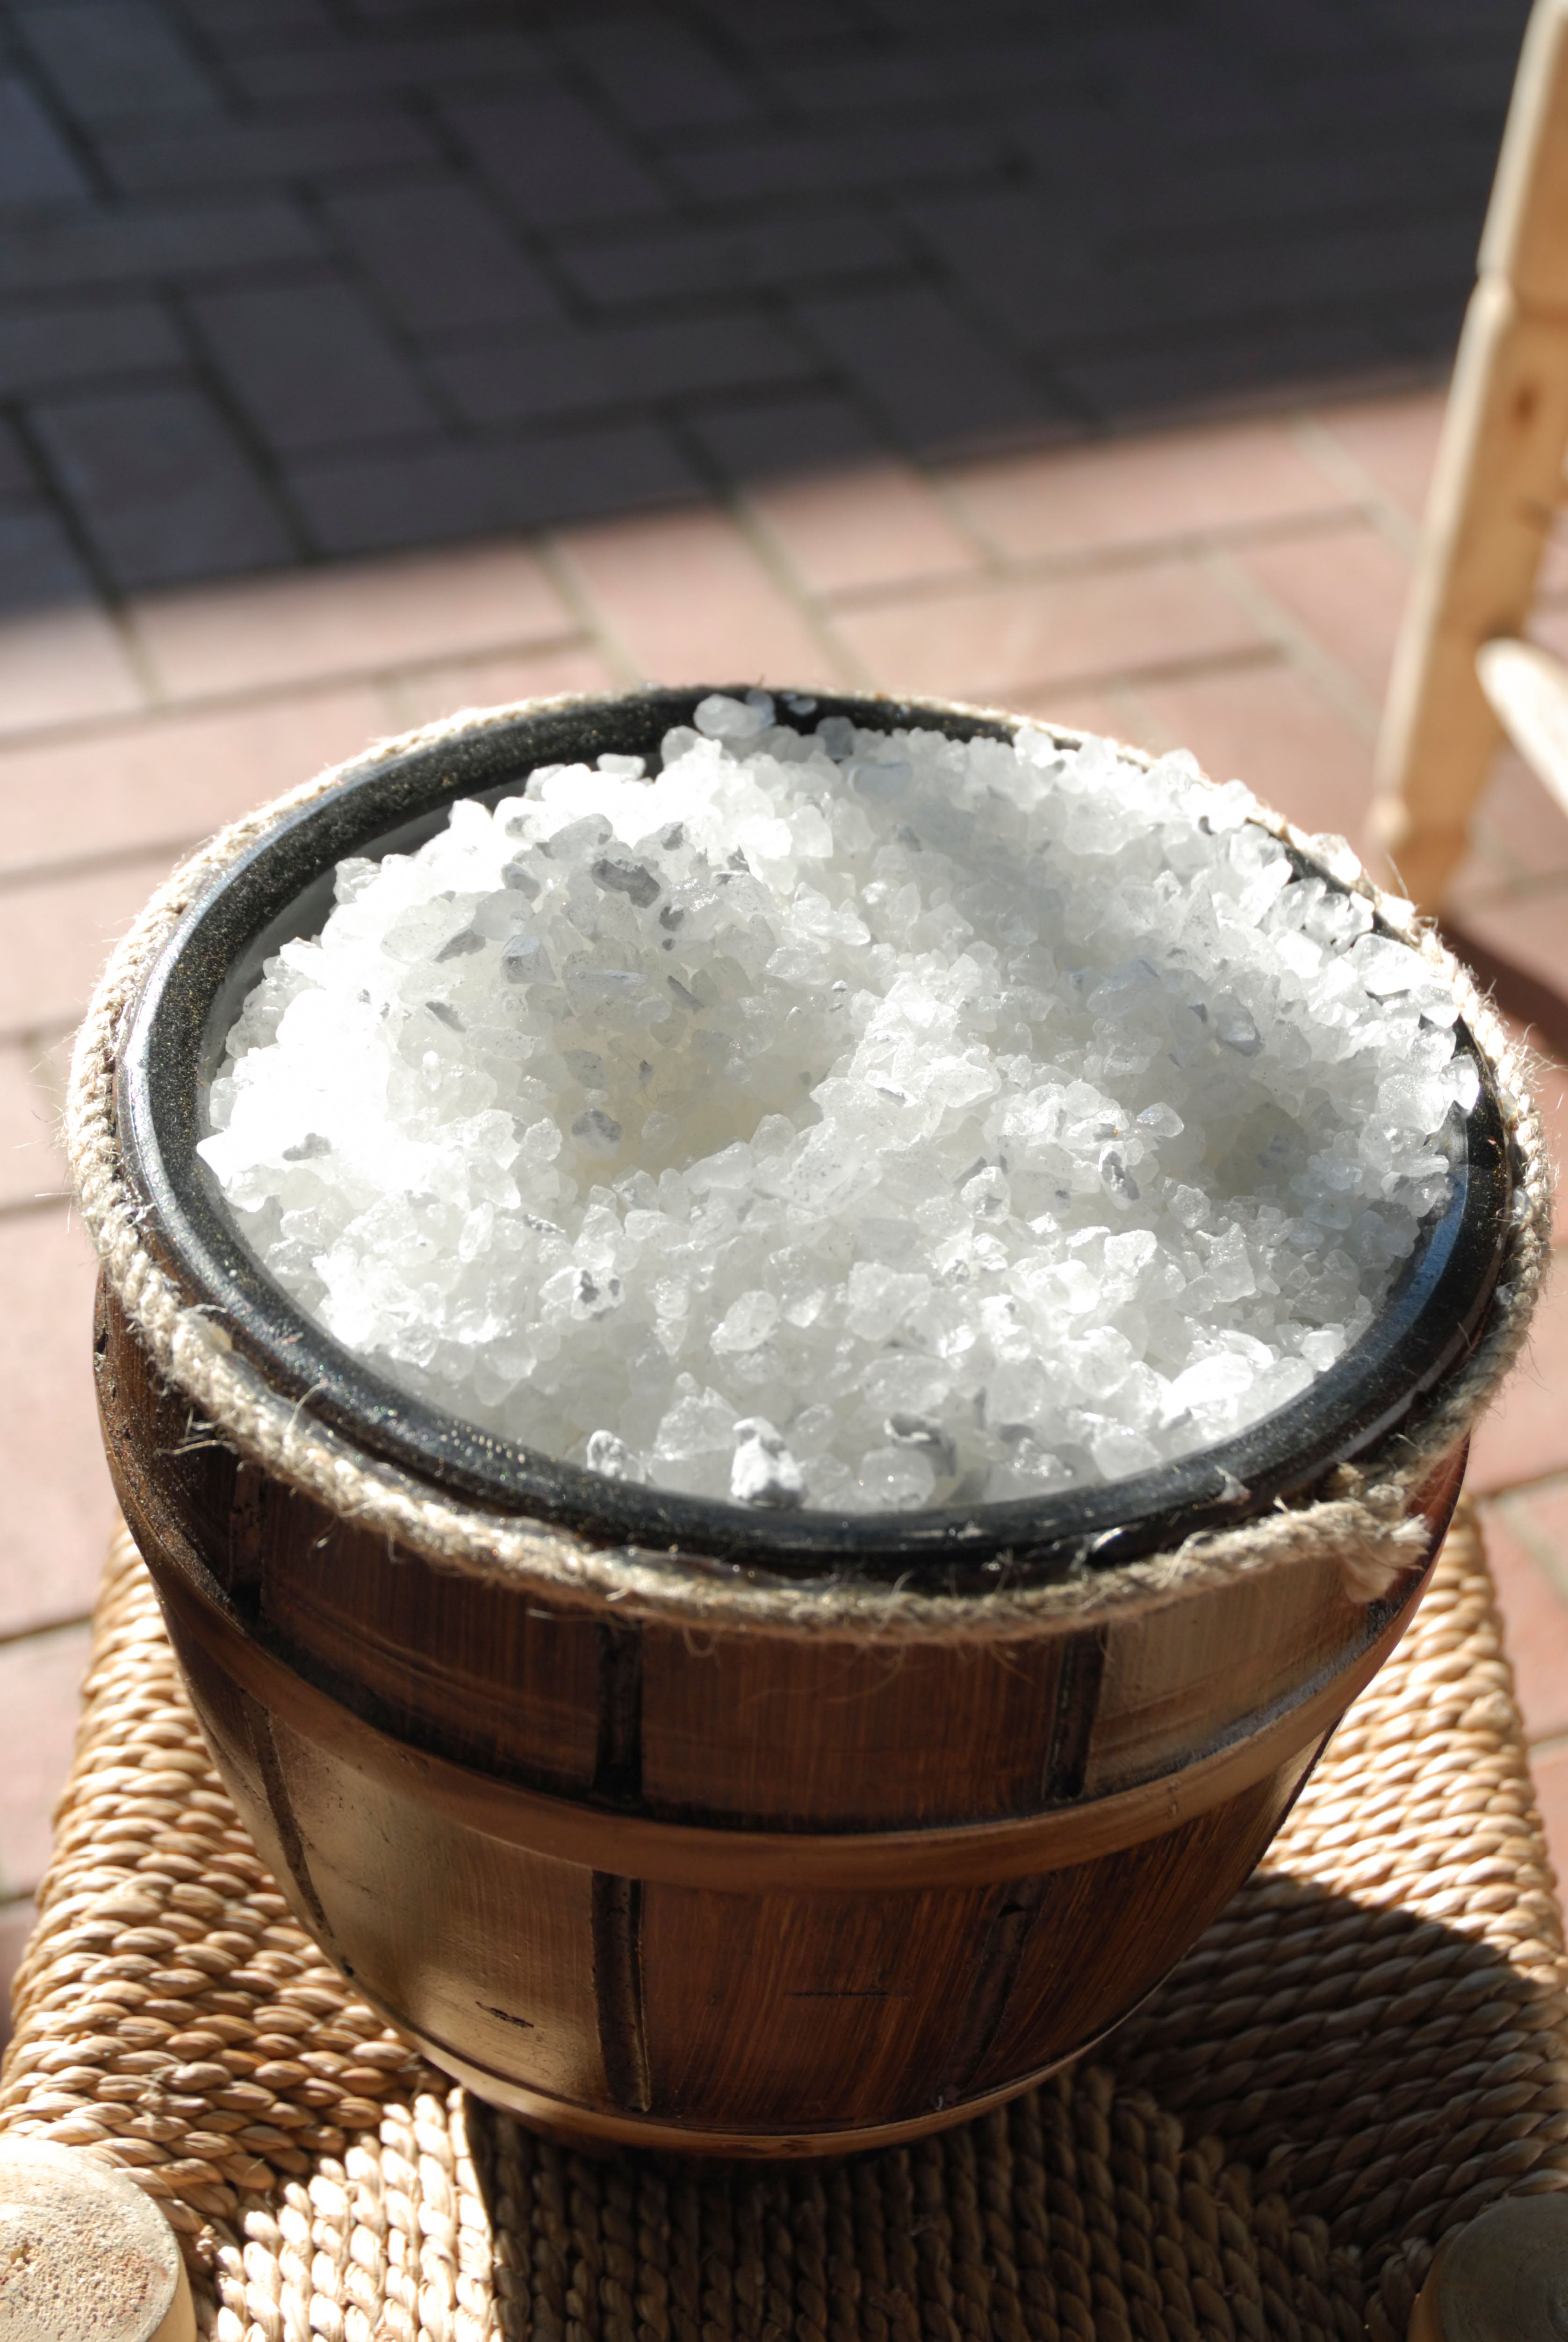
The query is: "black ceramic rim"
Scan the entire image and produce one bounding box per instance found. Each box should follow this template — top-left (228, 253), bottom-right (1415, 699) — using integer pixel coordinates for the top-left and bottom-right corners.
top-left (115, 687), bottom-right (1512, 1595)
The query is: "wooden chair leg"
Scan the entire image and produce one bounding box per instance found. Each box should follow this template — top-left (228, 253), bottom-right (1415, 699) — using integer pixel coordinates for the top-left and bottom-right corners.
top-left (1369, 0), bottom-right (1568, 914)
top-left (0, 2137), bottom-right (195, 2341)
top-left (1408, 2194), bottom-right (1568, 2340)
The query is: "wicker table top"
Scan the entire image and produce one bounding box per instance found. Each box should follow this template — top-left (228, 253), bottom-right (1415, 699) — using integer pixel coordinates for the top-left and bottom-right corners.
top-left (0, 1502), bottom-right (1562, 2342)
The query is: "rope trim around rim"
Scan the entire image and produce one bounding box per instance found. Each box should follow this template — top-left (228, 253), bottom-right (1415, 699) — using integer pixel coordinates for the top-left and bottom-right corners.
top-left (66, 691), bottom-right (1554, 1641)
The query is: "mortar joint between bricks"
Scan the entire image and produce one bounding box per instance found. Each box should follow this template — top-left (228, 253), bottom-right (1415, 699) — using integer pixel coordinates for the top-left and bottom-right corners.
top-left (0, 829), bottom-right (226, 901)
top-left (1, 398), bottom-right (165, 704)
top-left (934, 496), bottom-right (1384, 595)
top-left (1288, 412), bottom-right (1426, 560)
top-left (2, 28), bottom-right (118, 204)
top-left (886, 211), bottom-right (1096, 434)
top-left (380, 122), bottom-right (586, 332)
top-left (291, 179), bottom-right (470, 442)
top-left (165, 282), bottom-right (322, 572)
top-left (723, 485), bottom-right (864, 691)
top-left (668, 10), bottom-right (800, 132)
top-left (1496, 1490), bottom-right (1568, 1609)
top-left (1016, 640), bottom-right (1288, 708)
top-left (0, 647), bottom-right (383, 769)
top-left (530, 18), bottom-right (694, 224)
top-left (0, 1605), bottom-right (94, 1656)
top-left (424, 119), bottom-right (609, 337)
top-left (1097, 676), bottom-right (1167, 752)
top-left (806, 522), bottom-right (1366, 621)
top-left (1197, 540), bottom-right (1383, 741)
top-left (157, 0), bottom-right (253, 121)
top-left (915, 461), bottom-right (1003, 576)
top-left (534, 534), bottom-right (645, 692)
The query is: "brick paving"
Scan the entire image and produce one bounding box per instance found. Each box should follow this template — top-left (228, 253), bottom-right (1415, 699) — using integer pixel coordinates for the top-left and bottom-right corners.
top-left (0, 0), bottom-right (1531, 583)
top-left (2, 384), bottom-right (1565, 2035)
top-left (3, 0), bottom-right (1568, 2047)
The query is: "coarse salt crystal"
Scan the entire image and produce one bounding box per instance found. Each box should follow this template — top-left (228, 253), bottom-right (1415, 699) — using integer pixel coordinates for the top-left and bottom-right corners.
top-left (200, 700), bottom-right (1471, 1514)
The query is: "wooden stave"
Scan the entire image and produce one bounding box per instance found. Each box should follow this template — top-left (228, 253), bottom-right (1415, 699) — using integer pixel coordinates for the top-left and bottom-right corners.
top-left (97, 1279), bottom-right (1463, 1828)
top-left (97, 1279), bottom-right (1465, 2149)
top-left (114, 1461), bottom-right (1347, 2147)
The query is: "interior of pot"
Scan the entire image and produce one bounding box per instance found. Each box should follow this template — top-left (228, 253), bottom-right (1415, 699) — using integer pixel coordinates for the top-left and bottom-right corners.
top-left (114, 688), bottom-right (1513, 1593)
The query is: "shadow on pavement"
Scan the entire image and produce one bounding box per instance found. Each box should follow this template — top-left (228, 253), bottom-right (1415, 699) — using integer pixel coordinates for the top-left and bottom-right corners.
top-left (0, 0), bottom-right (1532, 600)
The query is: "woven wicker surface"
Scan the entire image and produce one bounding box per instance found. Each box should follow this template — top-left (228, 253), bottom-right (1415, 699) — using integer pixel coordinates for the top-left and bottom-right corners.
top-left (1, 1503), bottom-right (1565, 2341)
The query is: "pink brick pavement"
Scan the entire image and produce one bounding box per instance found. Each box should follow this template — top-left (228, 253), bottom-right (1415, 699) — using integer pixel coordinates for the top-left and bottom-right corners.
top-left (4, 385), bottom-right (1568, 2030)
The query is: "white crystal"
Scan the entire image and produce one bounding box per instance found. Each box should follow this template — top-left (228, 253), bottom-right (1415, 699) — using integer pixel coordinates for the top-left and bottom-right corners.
top-left (585, 1429), bottom-right (646, 1482)
top-left (729, 1417), bottom-right (804, 1508)
top-left (711, 1290), bottom-right (781, 1355)
top-left (199, 713), bottom-right (1468, 1514)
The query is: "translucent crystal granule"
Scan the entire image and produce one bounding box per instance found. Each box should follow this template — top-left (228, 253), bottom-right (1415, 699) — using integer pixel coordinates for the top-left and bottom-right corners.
top-left (201, 698), bottom-right (1472, 1512)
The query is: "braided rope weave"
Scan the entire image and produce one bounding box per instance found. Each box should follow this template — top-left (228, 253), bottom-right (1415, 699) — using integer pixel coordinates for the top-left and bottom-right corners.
top-left (2, 1501), bottom-right (1564, 2338)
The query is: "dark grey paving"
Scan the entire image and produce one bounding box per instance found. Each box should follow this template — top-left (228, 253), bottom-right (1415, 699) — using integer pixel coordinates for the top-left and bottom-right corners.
top-left (666, 119), bottom-right (1001, 206)
top-left (0, 0), bottom-right (1536, 593)
top-left (0, 195), bottom-right (318, 297)
top-left (430, 313), bottom-right (818, 429)
top-left (561, 15), bottom-right (758, 134)
top-left (900, 190), bottom-right (1172, 355)
top-left (767, 33), bottom-right (1104, 114)
top-left (32, 381), bottom-right (295, 585)
top-left (556, 209), bottom-right (904, 310)
top-left (193, 279), bottom-right (436, 455)
top-left (101, 109), bottom-right (444, 195)
top-left (324, 181), bottom-right (560, 336)
top-left (795, 284), bottom-right (1059, 450)
top-left (224, 26), bottom-right (546, 104)
top-left (288, 418), bottom-right (699, 552)
top-left (0, 498), bottom-right (96, 611)
top-left (1108, 144), bottom-right (1494, 243)
top-left (187, 0), bottom-right (334, 37)
top-left (689, 389), bottom-right (885, 483)
top-left (0, 298), bottom-right (181, 395)
top-left (1147, 214), bottom-right (1484, 336)
top-left (1055, 313), bottom-right (1411, 427)
top-left (0, 421), bottom-right (34, 500)
top-left (687, 0), bottom-right (848, 45)
top-left (17, 0), bottom-right (223, 122)
top-left (446, 87), bottom-right (670, 227)
top-left (0, 76), bottom-right (91, 208)
top-left (1383, 286), bottom-right (1473, 361)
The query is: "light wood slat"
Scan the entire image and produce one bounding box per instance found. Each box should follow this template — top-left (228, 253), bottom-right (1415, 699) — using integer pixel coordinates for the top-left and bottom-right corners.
top-left (1482, 0), bottom-right (1568, 306)
top-left (1370, 0), bottom-right (1568, 913)
top-left (1478, 634), bottom-right (1568, 815)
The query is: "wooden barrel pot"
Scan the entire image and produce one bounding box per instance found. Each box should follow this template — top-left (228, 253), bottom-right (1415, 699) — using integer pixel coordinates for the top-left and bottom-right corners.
top-left (72, 689), bottom-right (1544, 2158)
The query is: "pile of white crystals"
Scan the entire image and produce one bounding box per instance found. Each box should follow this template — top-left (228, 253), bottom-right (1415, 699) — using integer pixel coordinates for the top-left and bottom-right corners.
top-left (200, 693), bottom-right (1476, 1514)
